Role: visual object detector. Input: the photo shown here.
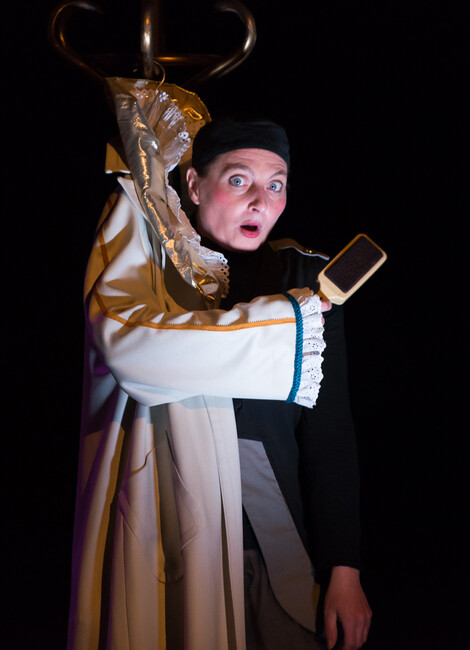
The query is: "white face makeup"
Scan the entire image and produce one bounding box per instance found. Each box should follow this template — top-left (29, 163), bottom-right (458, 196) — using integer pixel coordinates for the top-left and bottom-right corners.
top-left (186, 148), bottom-right (288, 252)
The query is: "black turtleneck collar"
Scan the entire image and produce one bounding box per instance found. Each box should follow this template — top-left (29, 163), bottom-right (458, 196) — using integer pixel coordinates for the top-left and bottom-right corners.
top-left (189, 213), bottom-right (284, 308)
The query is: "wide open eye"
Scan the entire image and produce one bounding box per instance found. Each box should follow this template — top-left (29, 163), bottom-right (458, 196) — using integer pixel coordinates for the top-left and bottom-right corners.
top-left (229, 175), bottom-right (246, 187)
top-left (268, 180), bottom-right (284, 192)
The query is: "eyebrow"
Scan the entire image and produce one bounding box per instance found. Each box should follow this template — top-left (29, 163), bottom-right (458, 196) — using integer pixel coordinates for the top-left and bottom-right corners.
top-left (220, 163), bottom-right (288, 177)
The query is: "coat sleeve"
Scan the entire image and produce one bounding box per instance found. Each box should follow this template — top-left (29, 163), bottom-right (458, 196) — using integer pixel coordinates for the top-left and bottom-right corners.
top-left (84, 187), bottom-right (321, 407)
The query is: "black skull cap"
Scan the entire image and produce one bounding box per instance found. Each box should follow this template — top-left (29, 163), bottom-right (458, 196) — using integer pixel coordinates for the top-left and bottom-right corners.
top-left (191, 116), bottom-right (290, 171)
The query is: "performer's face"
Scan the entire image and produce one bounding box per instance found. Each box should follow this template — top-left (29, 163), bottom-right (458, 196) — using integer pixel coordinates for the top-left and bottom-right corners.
top-left (187, 148), bottom-right (288, 252)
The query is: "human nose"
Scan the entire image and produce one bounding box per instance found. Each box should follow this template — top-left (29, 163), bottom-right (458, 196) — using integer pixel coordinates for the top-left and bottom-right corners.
top-left (247, 184), bottom-right (267, 213)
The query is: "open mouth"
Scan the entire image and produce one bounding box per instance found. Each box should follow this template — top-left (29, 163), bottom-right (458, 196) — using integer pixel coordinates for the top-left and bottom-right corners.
top-left (240, 223), bottom-right (260, 237)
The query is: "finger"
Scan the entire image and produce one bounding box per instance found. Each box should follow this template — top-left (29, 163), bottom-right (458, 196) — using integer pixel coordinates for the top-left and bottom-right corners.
top-left (320, 298), bottom-right (332, 312)
top-left (343, 613), bottom-right (372, 650)
top-left (359, 611), bottom-right (373, 647)
top-left (356, 601), bottom-right (372, 647)
top-left (324, 612), bottom-right (338, 650)
top-left (340, 620), bottom-right (358, 650)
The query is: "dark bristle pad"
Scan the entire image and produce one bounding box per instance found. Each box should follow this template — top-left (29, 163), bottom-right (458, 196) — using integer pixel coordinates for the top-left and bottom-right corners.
top-left (324, 235), bottom-right (384, 292)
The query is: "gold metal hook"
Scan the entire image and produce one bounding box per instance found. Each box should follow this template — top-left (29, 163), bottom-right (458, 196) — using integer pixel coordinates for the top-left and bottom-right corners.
top-left (49, 1), bottom-right (105, 83)
top-left (185, 0), bottom-right (257, 86)
top-left (49, 0), bottom-right (257, 87)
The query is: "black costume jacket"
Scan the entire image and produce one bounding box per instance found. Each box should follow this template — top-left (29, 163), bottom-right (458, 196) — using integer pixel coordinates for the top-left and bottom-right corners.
top-left (217, 238), bottom-right (362, 588)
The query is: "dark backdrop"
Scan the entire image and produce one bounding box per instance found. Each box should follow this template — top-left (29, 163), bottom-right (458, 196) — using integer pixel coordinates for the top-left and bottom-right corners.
top-left (4, 1), bottom-right (468, 648)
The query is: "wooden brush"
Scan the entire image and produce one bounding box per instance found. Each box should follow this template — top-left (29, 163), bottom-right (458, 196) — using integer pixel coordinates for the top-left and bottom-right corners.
top-left (318, 234), bottom-right (387, 304)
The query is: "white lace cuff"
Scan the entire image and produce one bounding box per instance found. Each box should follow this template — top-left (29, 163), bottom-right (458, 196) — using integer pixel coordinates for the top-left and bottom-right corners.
top-left (284, 288), bottom-right (326, 408)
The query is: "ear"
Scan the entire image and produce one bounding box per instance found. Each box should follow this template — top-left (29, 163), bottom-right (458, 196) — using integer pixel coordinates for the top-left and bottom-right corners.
top-left (186, 167), bottom-right (201, 205)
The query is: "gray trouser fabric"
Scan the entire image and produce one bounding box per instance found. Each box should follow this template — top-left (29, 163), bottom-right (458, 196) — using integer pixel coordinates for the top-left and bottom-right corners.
top-left (244, 549), bottom-right (326, 650)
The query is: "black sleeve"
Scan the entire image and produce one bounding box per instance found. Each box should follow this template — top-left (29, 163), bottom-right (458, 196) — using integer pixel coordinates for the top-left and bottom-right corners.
top-left (296, 303), bottom-right (361, 584)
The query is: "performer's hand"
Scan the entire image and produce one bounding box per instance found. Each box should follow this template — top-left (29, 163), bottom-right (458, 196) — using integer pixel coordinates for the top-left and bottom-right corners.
top-left (320, 298), bottom-right (332, 325)
top-left (324, 566), bottom-right (372, 650)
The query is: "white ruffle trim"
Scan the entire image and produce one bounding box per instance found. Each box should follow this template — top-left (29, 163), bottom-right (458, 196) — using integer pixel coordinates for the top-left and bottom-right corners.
top-left (137, 88), bottom-right (230, 298)
top-left (107, 78), bottom-right (230, 301)
top-left (134, 87), bottom-right (230, 298)
top-left (287, 288), bottom-right (326, 408)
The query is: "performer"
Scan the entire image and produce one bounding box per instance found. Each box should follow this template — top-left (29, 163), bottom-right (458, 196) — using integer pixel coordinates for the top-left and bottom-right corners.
top-left (67, 82), bottom-right (371, 650)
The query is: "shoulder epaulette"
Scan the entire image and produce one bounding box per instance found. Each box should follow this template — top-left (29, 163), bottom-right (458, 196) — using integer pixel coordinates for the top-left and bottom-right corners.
top-left (269, 238), bottom-right (329, 260)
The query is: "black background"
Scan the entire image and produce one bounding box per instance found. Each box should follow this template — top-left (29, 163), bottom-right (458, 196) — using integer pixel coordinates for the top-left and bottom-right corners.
top-left (4, 1), bottom-right (469, 648)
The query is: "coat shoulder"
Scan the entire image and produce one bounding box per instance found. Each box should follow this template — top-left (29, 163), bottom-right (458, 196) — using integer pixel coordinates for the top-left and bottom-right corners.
top-left (269, 238), bottom-right (329, 260)
top-left (268, 239), bottom-right (330, 291)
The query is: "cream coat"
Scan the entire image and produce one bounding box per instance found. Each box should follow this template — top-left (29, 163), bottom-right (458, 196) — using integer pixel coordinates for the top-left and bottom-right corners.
top-left (67, 176), bottom-right (310, 650)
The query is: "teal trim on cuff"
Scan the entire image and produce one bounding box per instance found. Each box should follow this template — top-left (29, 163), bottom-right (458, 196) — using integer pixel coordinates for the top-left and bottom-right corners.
top-left (283, 292), bottom-right (303, 403)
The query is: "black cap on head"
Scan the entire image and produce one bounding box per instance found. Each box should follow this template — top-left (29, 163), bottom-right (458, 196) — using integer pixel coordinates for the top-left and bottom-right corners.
top-left (192, 116), bottom-right (290, 172)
